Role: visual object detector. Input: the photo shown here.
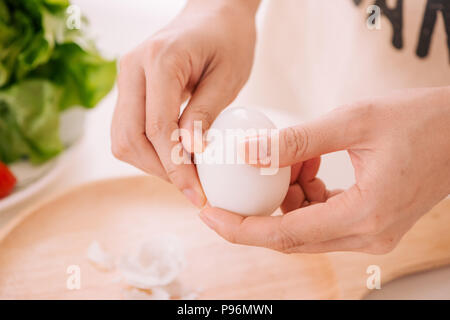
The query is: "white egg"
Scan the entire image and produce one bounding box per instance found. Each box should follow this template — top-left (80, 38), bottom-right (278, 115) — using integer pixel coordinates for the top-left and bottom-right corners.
top-left (195, 107), bottom-right (290, 216)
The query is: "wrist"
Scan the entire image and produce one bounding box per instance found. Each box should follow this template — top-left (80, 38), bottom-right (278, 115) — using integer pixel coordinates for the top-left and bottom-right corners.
top-left (429, 86), bottom-right (450, 193)
top-left (185, 0), bottom-right (260, 19)
top-left (228, 0), bottom-right (261, 16)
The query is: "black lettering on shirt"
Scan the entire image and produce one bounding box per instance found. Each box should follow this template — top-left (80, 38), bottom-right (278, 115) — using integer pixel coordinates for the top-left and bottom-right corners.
top-left (374, 0), bottom-right (404, 49)
top-left (355, 0), bottom-right (404, 49)
top-left (353, 0), bottom-right (450, 61)
top-left (416, 0), bottom-right (450, 60)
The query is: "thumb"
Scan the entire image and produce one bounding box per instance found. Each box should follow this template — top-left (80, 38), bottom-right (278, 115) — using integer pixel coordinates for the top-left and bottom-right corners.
top-left (245, 106), bottom-right (365, 167)
top-left (179, 64), bottom-right (239, 153)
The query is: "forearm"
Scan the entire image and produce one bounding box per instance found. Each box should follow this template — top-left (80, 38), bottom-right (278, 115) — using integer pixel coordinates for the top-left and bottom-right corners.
top-left (416, 86), bottom-right (450, 194)
top-left (439, 86), bottom-right (450, 193)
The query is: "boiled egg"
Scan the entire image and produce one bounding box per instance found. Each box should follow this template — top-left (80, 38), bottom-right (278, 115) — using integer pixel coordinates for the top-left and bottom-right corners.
top-left (195, 107), bottom-right (290, 216)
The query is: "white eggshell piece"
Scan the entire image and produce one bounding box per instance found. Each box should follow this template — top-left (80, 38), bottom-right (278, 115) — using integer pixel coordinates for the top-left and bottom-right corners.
top-left (86, 240), bottom-right (115, 271)
top-left (118, 234), bottom-right (185, 289)
top-left (195, 107), bottom-right (291, 216)
top-left (121, 287), bottom-right (171, 300)
top-left (162, 279), bottom-right (198, 300)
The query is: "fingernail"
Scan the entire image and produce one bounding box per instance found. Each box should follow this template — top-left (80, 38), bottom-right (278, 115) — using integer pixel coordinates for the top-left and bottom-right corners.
top-left (183, 188), bottom-right (206, 208)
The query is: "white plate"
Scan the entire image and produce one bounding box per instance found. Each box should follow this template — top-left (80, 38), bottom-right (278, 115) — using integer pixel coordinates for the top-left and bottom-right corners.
top-left (0, 108), bottom-right (86, 212)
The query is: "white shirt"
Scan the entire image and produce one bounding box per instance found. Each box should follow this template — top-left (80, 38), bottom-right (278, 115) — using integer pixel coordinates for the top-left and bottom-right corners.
top-left (235, 0), bottom-right (450, 189)
top-left (238, 0), bottom-right (450, 119)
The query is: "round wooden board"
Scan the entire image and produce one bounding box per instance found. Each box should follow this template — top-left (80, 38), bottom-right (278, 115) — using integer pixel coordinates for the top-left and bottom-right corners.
top-left (0, 176), bottom-right (336, 299)
top-left (0, 176), bottom-right (449, 300)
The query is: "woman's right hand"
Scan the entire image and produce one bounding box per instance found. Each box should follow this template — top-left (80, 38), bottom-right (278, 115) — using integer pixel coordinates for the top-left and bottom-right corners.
top-left (111, 0), bottom-right (260, 207)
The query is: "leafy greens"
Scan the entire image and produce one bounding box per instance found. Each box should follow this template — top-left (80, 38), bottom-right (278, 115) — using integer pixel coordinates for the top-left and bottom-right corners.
top-left (0, 0), bottom-right (116, 164)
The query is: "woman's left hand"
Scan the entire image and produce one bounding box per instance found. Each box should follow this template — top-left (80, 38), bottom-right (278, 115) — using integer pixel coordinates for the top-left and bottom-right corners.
top-left (199, 87), bottom-right (450, 254)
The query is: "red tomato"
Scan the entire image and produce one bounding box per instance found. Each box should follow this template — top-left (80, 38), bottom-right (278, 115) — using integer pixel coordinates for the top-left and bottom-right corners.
top-left (0, 162), bottom-right (17, 199)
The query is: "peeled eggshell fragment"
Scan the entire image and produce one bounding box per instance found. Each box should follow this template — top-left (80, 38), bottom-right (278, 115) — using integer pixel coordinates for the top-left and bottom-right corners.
top-left (195, 107), bottom-right (290, 216)
top-left (86, 235), bottom-right (197, 300)
top-left (121, 285), bottom-right (197, 300)
top-left (121, 287), bottom-right (171, 300)
top-left (118, 234), bottom-right (185, 289)
top-left (162, 279), bottom-right (199, 300)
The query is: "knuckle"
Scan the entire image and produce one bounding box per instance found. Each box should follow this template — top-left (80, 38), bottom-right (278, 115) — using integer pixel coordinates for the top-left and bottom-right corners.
top-left (143, 37), bottom-right (167, 60)
top-left (146, 119), bottom-right (178, 141)
top-left (111, 131), bottom-right (134, 161)
top-left (352, 197), bottom-right (386, 236)
top-left (157, 52), bottom-right (185, 85)
top-left (111, 142), bottom-right (125, 160)
top-left (352, 101), bottom-right (376, 133)
top-left (187, 107), bottom-right (215, 129)
top-left (117, 52), bottom-right (138, 89)
top-left (341, 100), bottom-right (377, 121)
top-left (360, 212), bottom-right (387, 236)
top-left (144, 38), bottom-right (187, 88)
top-left (283, 126), bottom-right (309, 161)
top-left (225, 231), bottom-right (239, 245)
top-left (270, 220), bottom-right (299, 252)
top-left (119, 52), bottom-right (135, 71)
top-left (145, 120), bottom-right (164, 140)
top-left (358, 100), bottom-right (378, 119)
top-left (145, 37), bottom-right (180, 67)
top-left (164, 164), bottom-right (184, 186)
top-left (335, 101), bottom-right (377, 143)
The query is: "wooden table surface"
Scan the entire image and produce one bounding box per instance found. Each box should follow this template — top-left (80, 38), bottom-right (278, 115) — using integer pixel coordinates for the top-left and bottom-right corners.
top-left (0, 176), bottom-right (449, 299)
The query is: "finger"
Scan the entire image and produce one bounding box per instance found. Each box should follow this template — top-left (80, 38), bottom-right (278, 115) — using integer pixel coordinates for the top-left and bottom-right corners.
top-left (199, 208), bottom-right (284, 249)
top-left (245, 105), bottom-right (368, 167)
top-left (124, 138), bottom-right (170, 182)
top-left (280, 183), bottom-right (305, 213)
top-left (327, 189), bottom-right (344, 198)
top-left (179, 63), bottom-right (239, 153)
top-left (199, 185), bottom-right (362, 250)
top-left (111, 54), bottom-right (168, 181)
top-left (297, 157), bottom-right (321, 183)
top-left (280, 162), bottom-right (305, 213)
top-left (290, 163), bottom-right (303, 184)
top-left (280, 162), bottom-right (304, 213)
top-left (285, 234), bottom-right (369, 254)
top-left (143, 62), bottom-right (206, 207)
top-left (300, 188), bottom-right (344, 206)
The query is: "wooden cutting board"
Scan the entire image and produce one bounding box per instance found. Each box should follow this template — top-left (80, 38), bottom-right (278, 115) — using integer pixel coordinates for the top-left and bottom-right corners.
top-left (0, 176), bottom-right (449, 299)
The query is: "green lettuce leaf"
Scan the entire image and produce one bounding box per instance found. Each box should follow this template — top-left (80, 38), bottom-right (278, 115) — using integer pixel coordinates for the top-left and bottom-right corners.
top-left (0, 80), bottom-right (63, 163)
top-left (31, 43), bottom-right (117, 110)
